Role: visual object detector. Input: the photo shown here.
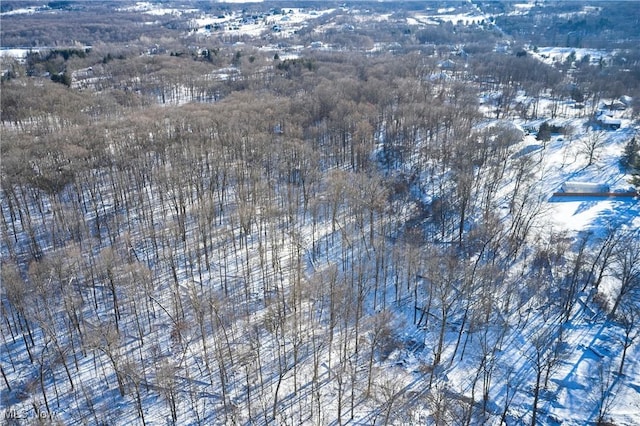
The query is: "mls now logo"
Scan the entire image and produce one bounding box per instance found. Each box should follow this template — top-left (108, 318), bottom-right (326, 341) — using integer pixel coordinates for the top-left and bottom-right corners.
top-left (3, 408), bottom-right (27, 419)
top-left (3, 408), bottom-right (57, 421)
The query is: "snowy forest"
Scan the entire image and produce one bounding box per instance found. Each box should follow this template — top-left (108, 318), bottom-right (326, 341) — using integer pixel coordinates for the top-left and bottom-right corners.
top-left (1, 1), bottom-right (640, 425)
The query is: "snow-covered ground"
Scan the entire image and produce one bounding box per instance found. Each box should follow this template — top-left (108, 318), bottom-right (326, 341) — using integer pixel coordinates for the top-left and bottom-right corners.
top-left (117, 2), bottom-right (198, 14)
top-left (408, 11), bottom-right (487, 27)
top-left (0, 48), bottom-right (36, 60)
top-left (190, 8), bottom-right (335, 38)
top-left (544, 126), bottom-right (639, 232)
top-left (508, 3), bottom-right (536, 15)
top-left (532, 47), bottom-right (615, 67)
top-left (0, 6), bottom-right (44, 16)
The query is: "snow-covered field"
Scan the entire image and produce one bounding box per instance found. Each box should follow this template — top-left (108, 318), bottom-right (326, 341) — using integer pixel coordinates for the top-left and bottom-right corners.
top-left (533, 47), bottom-right (615, 67)
top-left (0, 48), bottom-right (35, 59)
top-left (0, 6), bottom-right (43, 16)
top-left (190, 8), bottom-right (335, 38)
top-left (117, 2), bottom-right (199, 14)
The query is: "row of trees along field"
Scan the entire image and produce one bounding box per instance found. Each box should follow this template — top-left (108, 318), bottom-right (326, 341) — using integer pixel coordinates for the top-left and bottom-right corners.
top-left (2, 43), bottom-right (639, 425)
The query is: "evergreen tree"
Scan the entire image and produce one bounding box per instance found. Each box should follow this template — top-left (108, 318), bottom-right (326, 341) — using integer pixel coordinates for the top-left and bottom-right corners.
top-left (621, 137), bottom-right (638, 170)
top-left (536, 122), bottom-right (552, 141)
top-left (622, 138), bottom-right (640, 189)
top-left (631, 155), bottom-right (640, 189)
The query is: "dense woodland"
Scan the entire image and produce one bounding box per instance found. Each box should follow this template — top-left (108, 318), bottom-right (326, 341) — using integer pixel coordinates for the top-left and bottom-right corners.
top-left (1, 1), bottom-right (640, 425)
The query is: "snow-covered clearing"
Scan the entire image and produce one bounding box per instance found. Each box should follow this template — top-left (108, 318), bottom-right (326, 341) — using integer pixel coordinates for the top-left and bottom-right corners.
top-left (0, 6), bottom-right (44, 16)
top-left (532, 47), bottom-right (615, 67)
top-left (190, 8), bottom-right (335, 39)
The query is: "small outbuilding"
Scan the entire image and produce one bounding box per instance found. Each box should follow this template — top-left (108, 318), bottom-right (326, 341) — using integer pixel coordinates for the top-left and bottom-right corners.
top-left (560, 182), bottom-right (610, 194)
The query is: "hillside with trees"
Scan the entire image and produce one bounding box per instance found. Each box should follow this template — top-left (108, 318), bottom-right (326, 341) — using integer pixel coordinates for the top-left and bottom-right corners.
top-left (1, 1), bottom-right (639, 425)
